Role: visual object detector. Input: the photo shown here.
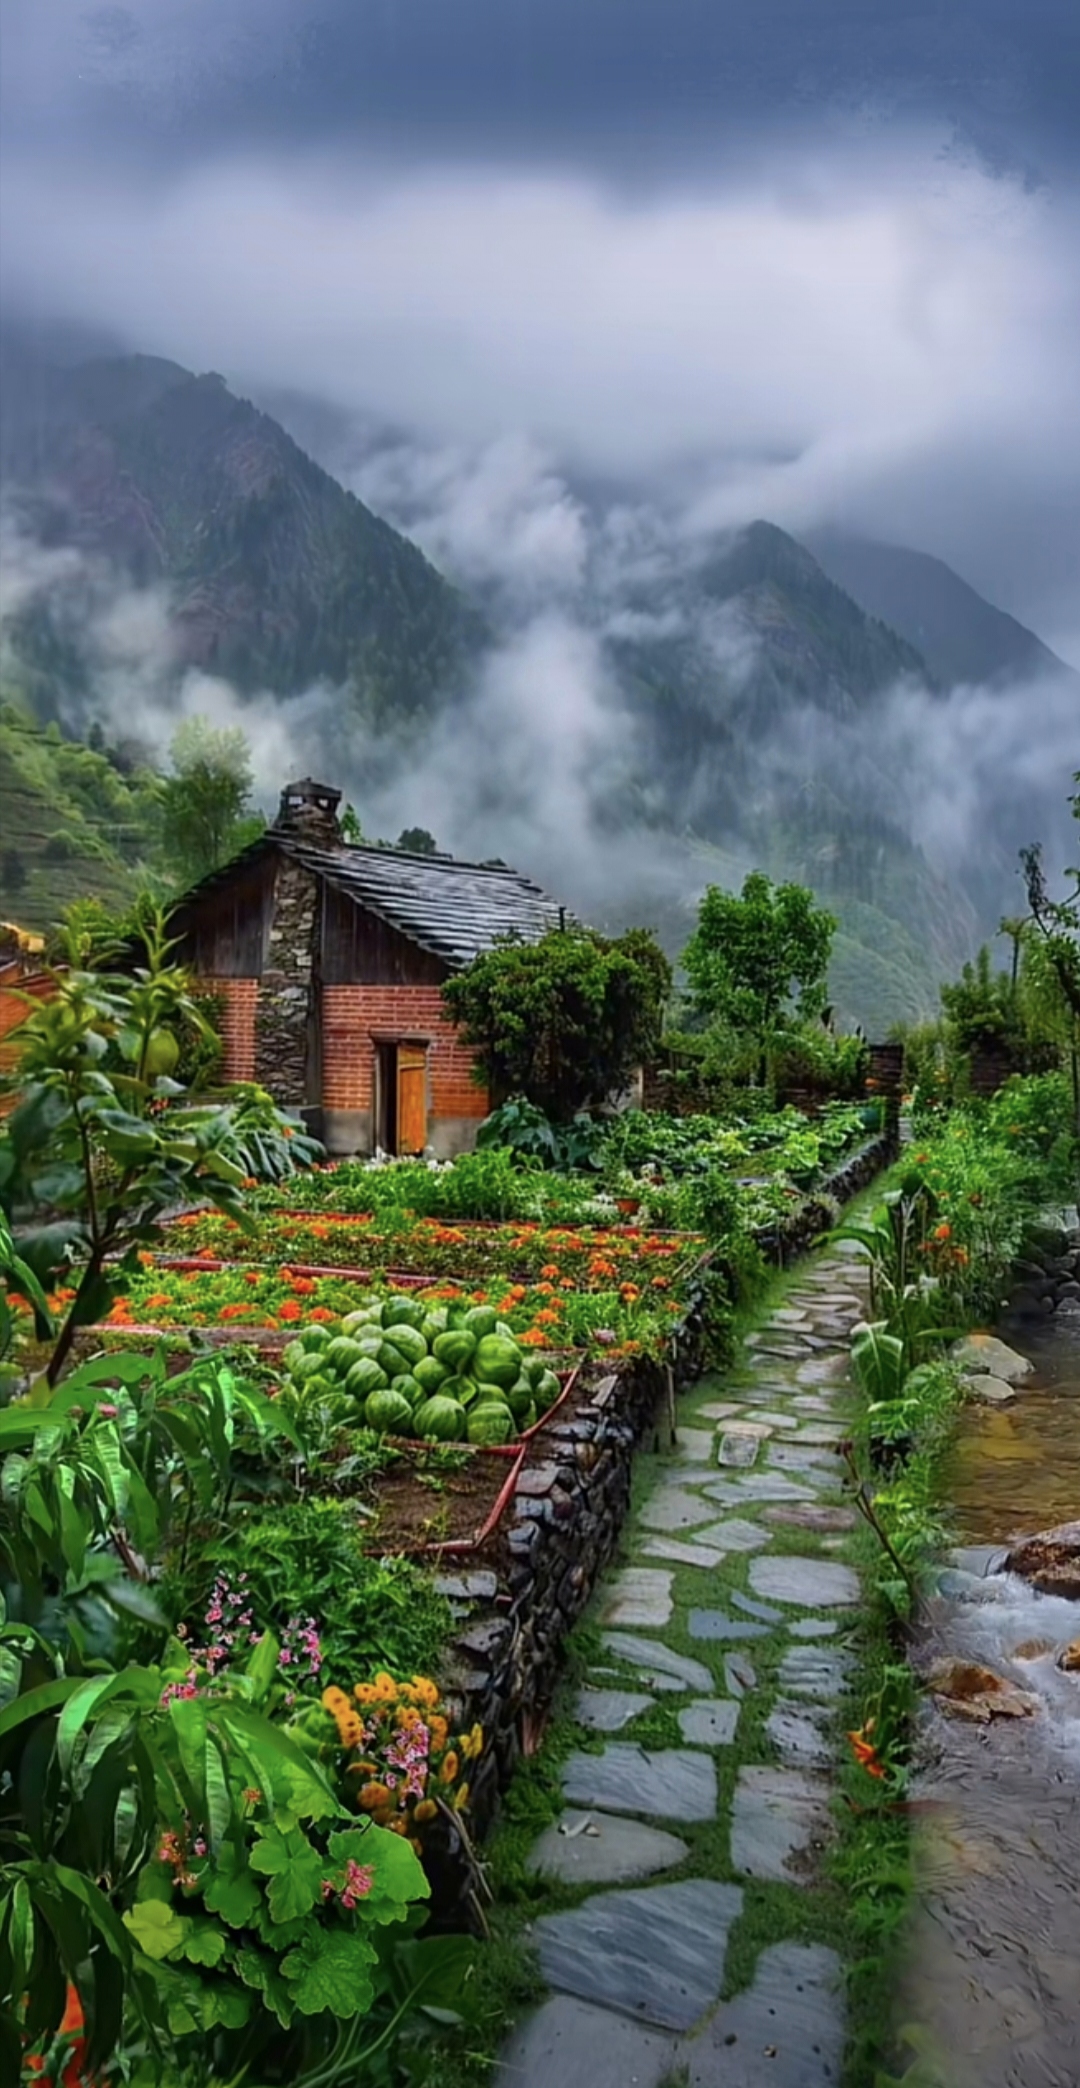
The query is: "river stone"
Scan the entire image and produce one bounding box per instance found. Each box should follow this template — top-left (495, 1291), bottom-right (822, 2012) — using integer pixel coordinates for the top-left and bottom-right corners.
top-left (495, 1994), bottom-right (678, 2088)
top-left (779, 1645), bottom-right (853, 1700)
top-left (575, 1687), bottom-right (653, 1732)
top-left (951, 1333), bottom-right (1034, 1383)
top-left (528, 1810), bottom-right (690, 1886)
top-left (563, 1745), bottom-right (718, 1822)
top-left (678, 1698), bottom-right (740, 1746)
top-left (730, 1766), bottom-right (834, 1883)
top-left (602, 1633), bottom-right (713, 1693)
top-left (791, 1618), bottom-right (839, 1638)
top-left (717, 1431), bottom-right (761, 1468)
top-left (790, 1423), bottom-right (845, 1445)
top-left (604, 1569), bottom-right (675, 1628)
top-left (688, 1610), bottom-right (770, 1642)
top-left (694, 1517), bottom-right (772, 1551)
top-left (1004, 1521), bottom-right (1080, 1600)
top-left (640, 1486), bottom-right (716, 1533)
top-left (680, 1942), bottom-right (845, 2088)
top-left (767, 1699), bottom-right (835, 1768)
top-left (641, 1535), bottom-right (729, 1570)
top-left (750, 1556), bottom-right (860, 1608)
top-left (694, 1401), bottom-right (744, 1421)
top-left (965, 1372), bottom-right (1017, 1405)
top-left (534, 1879), bottom-right (743, 2030)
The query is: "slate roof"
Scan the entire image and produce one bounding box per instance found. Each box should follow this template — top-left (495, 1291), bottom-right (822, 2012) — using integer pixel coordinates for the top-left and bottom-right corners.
top-left (286, 838), bottom-right (569, 967)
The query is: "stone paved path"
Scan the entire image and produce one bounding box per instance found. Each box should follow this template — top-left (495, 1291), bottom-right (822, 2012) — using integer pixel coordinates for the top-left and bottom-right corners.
top-left (496, 1242), bottom-right (871, 2088)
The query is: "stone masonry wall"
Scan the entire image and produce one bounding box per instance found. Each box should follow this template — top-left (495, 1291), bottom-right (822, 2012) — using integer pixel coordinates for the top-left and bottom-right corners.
top-left (254, 858), bottom-right (320, 1107)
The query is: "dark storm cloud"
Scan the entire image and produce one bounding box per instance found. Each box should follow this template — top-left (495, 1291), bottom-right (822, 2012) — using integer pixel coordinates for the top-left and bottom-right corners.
top-left (3, 0), bottom-right (1080, 178)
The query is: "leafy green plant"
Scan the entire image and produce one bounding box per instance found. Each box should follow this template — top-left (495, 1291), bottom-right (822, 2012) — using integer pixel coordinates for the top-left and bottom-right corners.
top-left (0, 912), bottom-right (322, 1385)
top-left (442, 924), bottom-right (671, 1123)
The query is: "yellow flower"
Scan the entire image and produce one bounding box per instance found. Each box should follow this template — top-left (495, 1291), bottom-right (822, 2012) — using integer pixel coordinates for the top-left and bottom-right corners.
top-left (411, 1676), bottom-right (440, 1708)
top-left (413, 1798), bottom-right (437, 1823)
top-left (453, 1782), bottom-right (470, 1811)
top-left (353, 1683), bottom-right (379, 1706)
top-left (467, 1722), bottom-right (484, 1759)
top-left (322, 1686), bottom-right (349, 1715)
top-left (439, 1752), bottom-right (460, 1785)
top-left (429, 1715), bottom-right (449, 1748)
top-left (358, 1781), bottom-right (392, 1811)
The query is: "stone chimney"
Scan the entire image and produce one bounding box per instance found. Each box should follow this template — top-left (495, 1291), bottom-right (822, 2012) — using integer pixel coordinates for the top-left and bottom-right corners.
top-left (274, 777), bottom-right (343, 849)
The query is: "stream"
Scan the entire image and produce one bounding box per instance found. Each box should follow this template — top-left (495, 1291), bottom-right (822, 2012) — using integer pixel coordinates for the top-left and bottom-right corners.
top-left (896, 1298), bottom-right (1080, 2088)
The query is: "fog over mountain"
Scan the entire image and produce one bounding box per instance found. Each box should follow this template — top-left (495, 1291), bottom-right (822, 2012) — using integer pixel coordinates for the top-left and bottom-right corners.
top-left (0, 0), bottom-right (1076, 1027)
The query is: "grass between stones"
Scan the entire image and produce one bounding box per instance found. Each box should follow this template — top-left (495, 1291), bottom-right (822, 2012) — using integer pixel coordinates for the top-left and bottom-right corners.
top-left (432, 1222), bottom-right (917, 2088)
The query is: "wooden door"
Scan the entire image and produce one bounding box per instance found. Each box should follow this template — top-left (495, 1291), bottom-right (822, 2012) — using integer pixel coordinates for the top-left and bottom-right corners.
top-left (396, 1044), bottom-right (428, 1156)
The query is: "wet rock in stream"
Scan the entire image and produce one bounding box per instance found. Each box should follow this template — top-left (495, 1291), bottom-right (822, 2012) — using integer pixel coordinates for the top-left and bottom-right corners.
top-left (1004, 1519), bottom-right (1080, 1600)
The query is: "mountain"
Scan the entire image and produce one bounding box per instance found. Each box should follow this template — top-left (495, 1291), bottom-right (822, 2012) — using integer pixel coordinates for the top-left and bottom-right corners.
top-left (0, 338), bottom-right (1041, 1027)
top-left (805, 528), bottom-right (1073, 689)
top-left (0, 699), bottom-right (162, 930)
top-left (0, 334), bottom-right (484, 727)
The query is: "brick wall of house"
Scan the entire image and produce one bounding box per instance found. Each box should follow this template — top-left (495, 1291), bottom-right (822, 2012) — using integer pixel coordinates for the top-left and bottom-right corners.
top-left (321, 985), bottom-right (488, 1119)
top-left (197, 977), bottom-right (259, 1084)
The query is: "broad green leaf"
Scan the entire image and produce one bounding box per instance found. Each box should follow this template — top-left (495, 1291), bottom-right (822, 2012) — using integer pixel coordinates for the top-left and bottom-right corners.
top-left (201, 1843), bottom-right (262, 1930)
top-left (0, 1674), bottom-right (80, 1741)
top-left (281, 1927), bottom-right (377, 2017)
top-left (57, 1672), bottom-right (126, 1774)
top-left (167, 1696), bottom-right (208, 1811)
top-left (5, 1877), bottom-right (34, 1993)
top-left (124, 1898), bottom-right (191, 1962)
top-left (204, 1737), bottom-right (231, 1854)
top-left (248, 1823), bottom-right (324, 1923)
top-left (217, 1705), bottom-right (341, 1821)
top-left (327, 1822), bottom-right (430, 1922)
top-left (46, 1863), bottom-right (135, 1966)
top-left (244, 1629), bottom-right (280, 1700)
top-left (179, 1920), bottom-right (228, 1968)
top-left (233, 1943), bottom-right (294, 2026)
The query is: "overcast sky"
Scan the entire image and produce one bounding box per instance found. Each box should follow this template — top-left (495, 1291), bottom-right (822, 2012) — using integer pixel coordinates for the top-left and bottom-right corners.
top-left (2, 0), bottom-right (1078, 658)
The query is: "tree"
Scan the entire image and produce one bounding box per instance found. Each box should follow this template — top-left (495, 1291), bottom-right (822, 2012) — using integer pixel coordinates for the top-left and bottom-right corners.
top-left (682, 873), bottom-right (836, 1079)
top-left (442, 925), bottom-right (671, 1122)
top-left (396, 827), bottom-right (438, 855)
top-left (1021, 771), bottom-right (1080, 1162)
top-left (161, 717), bottom-right (264, 886)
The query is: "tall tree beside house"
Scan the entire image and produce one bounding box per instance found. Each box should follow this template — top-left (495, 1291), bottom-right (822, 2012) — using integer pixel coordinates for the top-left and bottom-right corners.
top-left (442, 924), bottom-right (671, 1122)
top-left (683, 871), bottom-right (836, 1082)
top-left (161, 717), bottom-right (265, 885)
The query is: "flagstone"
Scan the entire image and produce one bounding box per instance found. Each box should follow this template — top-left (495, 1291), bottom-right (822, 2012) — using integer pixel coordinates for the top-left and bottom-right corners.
top-left (692, 1401), bottom-right (744, 1421)
top-left (678, 1698), bottom-right (740, 1746)
top-left (680, 1942), bottom-right (845, 2088)
top-left (639, 1486), bottom-right (716, 1533)
top-left (790, 1617), bottom-right (839, 1638)
top-left (603, 1569), bottom-right (674, 1629)
top-left (669, 1427), bottom-right (717, 1463)
top-left (703, 1474), bottom-right (819, 1505)
top-left (750, 1556), bottom-right (861, 1608)
top-left (778, 1644), bottom-right (854, 1700)
top-left (766, 1698), bottom-right (835, 1768)
top-left (495, 1994), bottom-right (678, 2088)
top-left (528, 1810), bottom-right (690, 1886)
top-left (730, 1766), bottom-right (834, 1883)
top-left (762, 1502), bottom-right (857, 1533)
top-left (575, 1687), bottom-right (653, 1732)
top-left (534, 1879), bottom-right (743, 2030)
top-left (693, 1517), bottom-right (771, 1551)
top-left (602, 1633), bottom-right (713, 1693)
top-left (688, 1609), bottom-right (770, 1642)
top-left (724, 1651), bottom-right (758, 1695)
top-left (731, 1588), bottom-right (784, 1623)
top-left (562, 1745), bottom-right (718, 1822)
top-left (640, 1536), bottom-right (728, 1570)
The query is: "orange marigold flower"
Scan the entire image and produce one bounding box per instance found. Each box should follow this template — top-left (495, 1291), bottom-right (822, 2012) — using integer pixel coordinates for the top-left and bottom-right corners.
top-left (847, 1722), bottom-right (886, 1779)
top-left (932, 1223), bottom-right (952, 1242)
top-left (137, 1250), bottom-right (155, 1267)
top-left (518, 1329), bottom-right (547, 1347)
top-left (278, 1299), bottom-right (302, 1321)
top-left (357, 1781), bottom-right (392, 1810)
top-left (308, 1306), bottom-right (336, 1323)
top-left (540, 1263), bottom-right (560, 1280)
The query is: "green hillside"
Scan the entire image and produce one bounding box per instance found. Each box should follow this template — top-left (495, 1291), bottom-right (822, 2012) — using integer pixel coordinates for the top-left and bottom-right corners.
top-left (0, 699), bottom-right (163, 930)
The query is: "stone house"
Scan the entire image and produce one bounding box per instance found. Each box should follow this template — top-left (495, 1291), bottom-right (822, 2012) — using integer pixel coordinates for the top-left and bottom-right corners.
top-left (167, 778), bottom-right (569, 1157)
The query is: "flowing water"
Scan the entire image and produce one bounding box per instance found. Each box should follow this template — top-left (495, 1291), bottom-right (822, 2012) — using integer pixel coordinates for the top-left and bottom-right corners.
top-left (897, 1302), bottom-right (1080, 2088)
